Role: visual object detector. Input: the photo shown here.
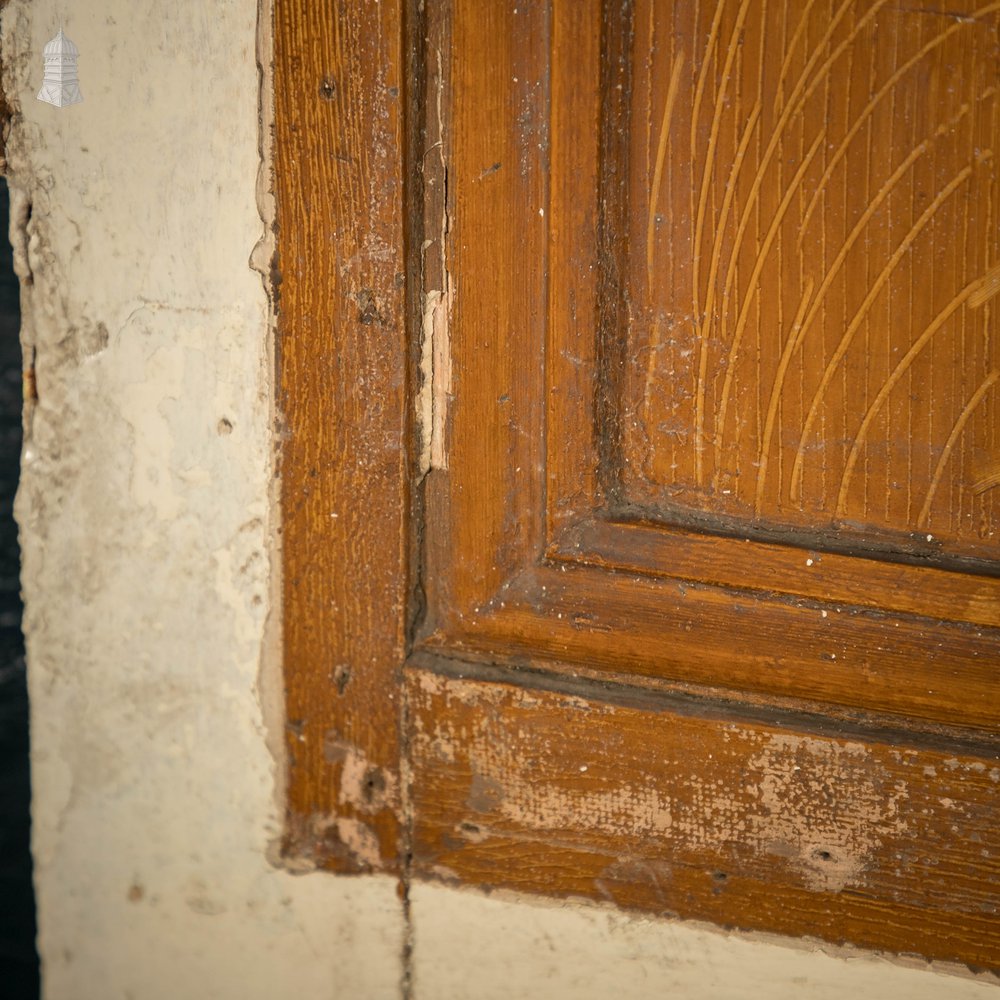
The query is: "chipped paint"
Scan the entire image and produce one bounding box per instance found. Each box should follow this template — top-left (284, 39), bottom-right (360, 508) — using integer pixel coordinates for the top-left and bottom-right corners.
top-left (324, 737), bottom-right (398, 815)
top-left (746, 735), bottom-right (907, 892)
top-left (334, 818), bottom-right (383, 869)
top-left (408, 671), bottom-right (1000, 935)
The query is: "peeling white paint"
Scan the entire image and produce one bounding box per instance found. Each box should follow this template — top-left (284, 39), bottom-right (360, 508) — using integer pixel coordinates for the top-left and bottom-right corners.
top-left (417, 45), bottom-right (451, 478)
top-left (455, 724), bottom-right (907, 895)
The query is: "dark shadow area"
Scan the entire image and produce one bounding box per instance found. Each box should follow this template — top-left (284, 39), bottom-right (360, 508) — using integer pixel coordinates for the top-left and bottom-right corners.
top-left (0, 178), bottom-right (39, 999)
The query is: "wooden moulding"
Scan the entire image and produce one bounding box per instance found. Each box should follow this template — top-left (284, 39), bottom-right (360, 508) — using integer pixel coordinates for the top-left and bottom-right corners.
top-left (274, 0), bottom-right (409, 872)
top-left (417, 0), bottom-right (1000, 740)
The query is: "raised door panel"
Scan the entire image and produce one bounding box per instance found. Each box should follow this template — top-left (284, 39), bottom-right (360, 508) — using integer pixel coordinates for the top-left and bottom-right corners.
top-left (420, 0), bottom-right (1000, 731)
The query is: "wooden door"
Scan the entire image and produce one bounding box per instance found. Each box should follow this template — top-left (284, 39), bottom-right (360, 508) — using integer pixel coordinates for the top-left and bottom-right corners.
top-left (274, 0), bottom-right (1000, 969)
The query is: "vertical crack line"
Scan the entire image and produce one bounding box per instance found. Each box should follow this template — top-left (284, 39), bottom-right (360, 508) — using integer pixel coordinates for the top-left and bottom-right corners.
top-left (401, 0), bottom-right (427, 993)
top-left (403, 0), bottom-right (429, 642)
top-left (399, 655), bottom-right (416, 1000)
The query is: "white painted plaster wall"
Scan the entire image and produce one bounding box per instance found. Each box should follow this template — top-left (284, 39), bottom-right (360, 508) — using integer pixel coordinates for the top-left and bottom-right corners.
top-left (0, 2), bottom-right (403, 997)
top-left (0, 2), bottom-right (996, 998)
top-left (411, 883), bottom-right (999, 1000)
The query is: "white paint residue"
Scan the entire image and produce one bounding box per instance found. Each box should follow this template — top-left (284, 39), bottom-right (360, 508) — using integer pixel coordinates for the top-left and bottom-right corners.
top-left (452, 724), bottom-right (908, 897)
top-left (417, 44), bottom-right (452, 476)
top-left (418, 287), bottom-right (452, 475)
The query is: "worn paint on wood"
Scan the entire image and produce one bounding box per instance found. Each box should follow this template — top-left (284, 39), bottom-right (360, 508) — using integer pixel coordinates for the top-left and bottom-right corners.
top-left (407, 660), bottom-right (1000, 970)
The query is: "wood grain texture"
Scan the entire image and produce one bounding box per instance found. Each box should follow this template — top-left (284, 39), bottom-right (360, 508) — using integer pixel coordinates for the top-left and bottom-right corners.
top-left (273, 0), bottom-right (1000, 964)
top-left (625, 0), bottom-right (1000, 564)
top-left (274, 0), bottom-right (408, 872)
top-left (552, 517), bottom-right (1000, 628)
top-left (409, 0), bottom-right (1000, 955)
top-left (420, 0), bottom-right (551, 629)
top-left (407, 660), bottom-right (1000, 970)
top-left (423, 0), bottom-right (1000, 729)
top-left (420, 559), bottom-right (1000, 731)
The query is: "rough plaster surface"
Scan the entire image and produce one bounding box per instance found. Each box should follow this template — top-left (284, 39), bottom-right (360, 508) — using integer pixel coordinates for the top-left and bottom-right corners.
top-left (412, 883), bottom-right (999, 1000)
top-left (0, 2), bottom-right (997, 999)
top-left (0, 2), bottom-right (402, 997)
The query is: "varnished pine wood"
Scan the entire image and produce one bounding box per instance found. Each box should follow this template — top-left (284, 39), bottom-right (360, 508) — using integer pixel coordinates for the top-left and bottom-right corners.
top-left (420, 558), bottom-right (1000, 730)
top-left (421, 0), bottom-right (551, 627)
top-left (275, 0), bottom-right (1000, 966)
top-left (421, 0), bottom-right (1000, 731)
top-left (275, 0), bottom-right (408, 871)
top-left (624, 0), bottom-right (999, 562)
top-left (553, 517), bottom-right (1000, 629)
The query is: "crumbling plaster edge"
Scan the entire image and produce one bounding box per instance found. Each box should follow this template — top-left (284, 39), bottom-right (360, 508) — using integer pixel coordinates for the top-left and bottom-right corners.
top-left (248, 0), bottom-right (294, 875)
top-left (0, 2), bottom-right (38, 438)
top-left (0, 0), bottom-right (15, 176)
